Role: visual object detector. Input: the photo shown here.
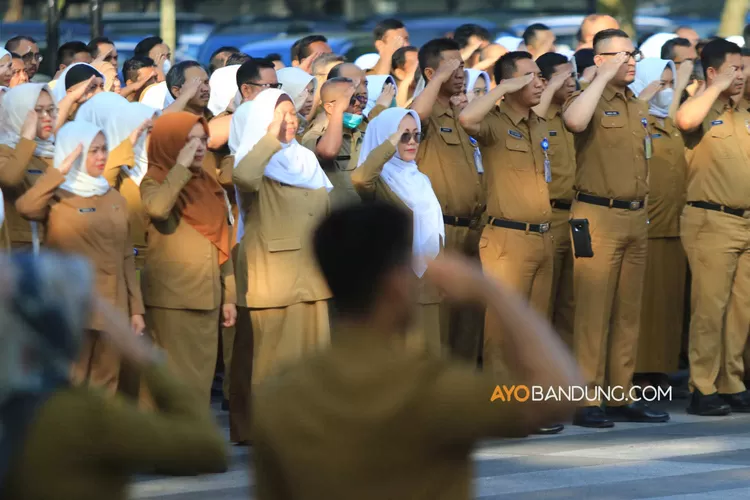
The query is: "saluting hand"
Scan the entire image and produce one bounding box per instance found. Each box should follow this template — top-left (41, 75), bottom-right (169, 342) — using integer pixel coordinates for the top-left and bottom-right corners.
top-left (70, 76), bottom-right (98, 103)
top-left (222, 303), bottom-right (237, 328)
top-left (131, 314), bottom-right (146, 336)
top-left (176, 137), bottom-right (201, 167)
top-left (266, 108), bottom-right (286, 141)
top-left (333, 85), bottom-right (356, 114)
top-left (92, 46), bottom-right (113, 67)
top-left (596, 52), bottom-right (629, 82)
top-left (546, 71), bottom-right (570, 93)
top-left (498, 73), bottom-right (534, 94)
top-left (677, 60), bottom-right (694, 89)
top-left (638, 80), bottom-right (663, 103)
top-left (181, 77), bottom-right (203, 100)
top-left (435, 58), bottom-right (461, 84)
top-left (712, 66), bottom-right (736, 92)
top-left (58, 144), bottom-right (83, 175)
top-left (388, 118), bottom-right (411, 146)
top-left (21, 110), bottom-right (38, 141)
top-left (129, 118), bottom-right (152, 146)
top-left (299, 51), bottom-right (323, 74)
top-left (375, 83), bottom-right (396, 108)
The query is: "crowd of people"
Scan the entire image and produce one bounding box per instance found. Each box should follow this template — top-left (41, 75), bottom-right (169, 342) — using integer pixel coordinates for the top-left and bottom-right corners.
top-left (2, 11), bottom-right (750, 498)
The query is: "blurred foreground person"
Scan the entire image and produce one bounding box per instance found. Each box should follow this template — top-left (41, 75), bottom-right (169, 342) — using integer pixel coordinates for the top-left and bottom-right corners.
top-left (251, 203), bottom-right (581, 499)
top-left (0, 252), bottom-right (228, 500)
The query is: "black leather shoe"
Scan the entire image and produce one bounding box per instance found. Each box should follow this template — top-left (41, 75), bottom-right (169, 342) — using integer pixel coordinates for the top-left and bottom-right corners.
top-left (720, 391), bottom-right (750, 413)
top-left (687, 391), bottom-right (732, 416)
top-left (605, 401), bottom-right (670, 423)
top-left (534, 424), bottom-right (564, 435)
top-left (573, 406), bottom-right (614, 428)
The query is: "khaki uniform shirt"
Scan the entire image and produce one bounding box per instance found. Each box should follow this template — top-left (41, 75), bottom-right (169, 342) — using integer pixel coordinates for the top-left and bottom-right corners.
top-left (251, 323), bottom-right (530, 500)
top-left (564, 85), bottom-right (650, 200)
top-left (545, 103), bottom-right (576, 202)
top-left (647, 116), bottom-right (687, 238)
top-left (681, 96), bottom-right (750, 209)
top-left (0, 139), bottom-right (53, 246)
top-left (140, 164), bottom-right (236, 310)
top-left (15, 168), bottom-right (144, 331)
top-left (233, 135), bottom-right (331, 309)
top-left (473, 102), bottom-right (551, 224)
top-left (351, 140), bottom-right (441, 305)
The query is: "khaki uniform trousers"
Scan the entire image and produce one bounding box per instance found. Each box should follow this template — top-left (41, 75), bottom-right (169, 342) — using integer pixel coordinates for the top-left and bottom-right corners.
top-left (480, 224), bottom-right (554, 381)
top-left (72, 329), bottom-right (120, 395)
top-left (549, 207), bottom-right (575, 349)
top-left (681, 205), bottom-right (750, 395)
top-left (571, 201), bottom-right (648, 406)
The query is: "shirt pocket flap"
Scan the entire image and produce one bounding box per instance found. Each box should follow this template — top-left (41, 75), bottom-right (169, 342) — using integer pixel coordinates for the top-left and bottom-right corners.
top-left (438, 128), bottom-right (462, 145)
top-left (600, 116), bottom-right (627, 128)
top-left (505, 139), bottom-right (530, 152)
top-left (266, 237), bottom-right (302, 252)
top-left (710, 126), bottom-right (733, 139)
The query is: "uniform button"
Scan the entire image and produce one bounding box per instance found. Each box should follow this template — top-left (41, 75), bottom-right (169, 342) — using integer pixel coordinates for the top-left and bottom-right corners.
top-left (309, 212), bottom-right (313, 216)
top-left (304, 192), bottom-right (308, 197)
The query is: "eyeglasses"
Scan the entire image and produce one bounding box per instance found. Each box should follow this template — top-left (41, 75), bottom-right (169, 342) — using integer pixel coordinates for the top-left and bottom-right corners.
top-left (33, 107), bottom-right (57, 118)
top-left (350, 94), bottom-right (368, 106)
top-left (399, 132), bottom-right (422, 144)
top-left (22, 52), bottom-right (42, 63)
top-left (247, 82), bottom-right (283, 89)
top-left (597, 50), bottom-right (643, 62)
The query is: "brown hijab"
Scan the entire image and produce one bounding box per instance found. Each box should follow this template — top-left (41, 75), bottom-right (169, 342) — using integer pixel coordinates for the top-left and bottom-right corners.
top-left (145, 112), bottom-right (231, 265)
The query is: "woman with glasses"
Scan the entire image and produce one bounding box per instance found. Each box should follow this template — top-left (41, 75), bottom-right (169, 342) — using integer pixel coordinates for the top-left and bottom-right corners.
top-left (465, 69), bottom-right (490, 102)
top-left (0, 84), bottom-right (56, 251)
top-left (15, 120), bottom-right (145, 394)
top-left (277, 66), bottom-right (317, 139)
top-left (352, 108), bottom-right (444, 354)
top-left (229, 89), bottom-right (332, 444)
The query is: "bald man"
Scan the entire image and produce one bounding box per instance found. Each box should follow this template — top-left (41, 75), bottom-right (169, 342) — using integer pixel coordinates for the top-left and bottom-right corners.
top-left (328, 62), bottom-right (366, 86)
top-left (675, 26), bottom-right (700, 47)
top-left (576, 14), bottom-right (620, 50)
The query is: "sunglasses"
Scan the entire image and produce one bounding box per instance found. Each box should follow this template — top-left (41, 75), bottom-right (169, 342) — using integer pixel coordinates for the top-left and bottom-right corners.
top-left (247, 82), bottom-right (283, 89)
top-left (22, 52), bottom-right (42, 63)
top-left (399, 132), bottom-right (422, 144)
top-left (350, 94), bottom-right (368, 106)
top-left (597, 50), bottom-right (643, 62)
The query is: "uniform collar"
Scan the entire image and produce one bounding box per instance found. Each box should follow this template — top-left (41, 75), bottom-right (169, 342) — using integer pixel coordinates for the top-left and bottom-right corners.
top-left (433, 99), bottom-right (456, 118)
top-left (602, 84), bottom-right (634, 102)
top-left (500, 101), bottom-right (532, 127)
top-left (714, 95), bottom-right (739, 113)
top-left (545, 102), bottom-right (563, 121)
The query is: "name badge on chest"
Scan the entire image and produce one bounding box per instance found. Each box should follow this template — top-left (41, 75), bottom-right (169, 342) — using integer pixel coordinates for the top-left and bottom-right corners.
top-left (711, 120), bottom-right (723, 126)
top-left (78, 207), bottom-right (96, 214)
top-left (440, 127), bottom-right (453, 133)
top-left (508, 129), bottom-right (523, 139)
top-left (604, 110), bottom-right (620, 116)
top-left (27, 169), bottom-right (43, 174)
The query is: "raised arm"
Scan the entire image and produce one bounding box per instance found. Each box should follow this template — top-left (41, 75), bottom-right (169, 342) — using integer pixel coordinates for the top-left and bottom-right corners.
top-left (675, 67), bottom-right (734, 132)
top-left (15, 145), bottom-right (81, 221)
top-left (410, 58), bottom-right (461, 121)
top-left (232, 129), bottom-right (283, 193)
top-left (207, 114), bottom-right (233, 150)
top-left (351, 127), bottom-right (406, 196)
top-left (315, 86), bottom-right (353, 160)
top-left (0, 138), bottom-right (36, 187)
top-left (532, 71), bottom-right (569, 118)
top-left (55, 76), bottom-right (98, 131)
top-left (162, 78), bottom-right (201, 115)
top-left (670, 60), bottom-right (693, 120)
top-left (103, 140), bottom-right (136, 187)
top-left (139, 139), bottom-right (200, 221)
top-left (562, 54), bottom-right (626, 133)
top-left (459, 74), bottom-right (532, 136)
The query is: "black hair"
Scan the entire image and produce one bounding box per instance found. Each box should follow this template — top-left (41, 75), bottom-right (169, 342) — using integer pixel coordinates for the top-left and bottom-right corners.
top-left (236, 57), bottom-right (275, 88)
top-left (123, 56), bottom-right (155, 83)
top-left (536, 52), bottom-right (569, 81)
top-left (742, 47), bottom-right (750, 58)
top-left (744, 24), bottom-right (750, 47)
top-left (294, 34), bottom-right (328, 62)
top-left (166, 60), bottom-right (204, 98)
top-left (660, 38), bottom-right (692, 61)
top-left (573, 48), bottom-right (595, 76)
top-left (209, 46), bottom-right (240, 74)
top-left (522, 23), bottom-right (551, 47)
top-left (391, 45), bottom-right (417, 71)
top-left (10, 52), bottom-right (22, 61)
top-left (418, 38), bottom-right (460, 81)
top-left (266, 53), bottom-right (283, 62)
top-left (134, 36), bottom-right (164, 58)
top-left (313, 202), bottom-right (412, 316)
top-left (87, 36), bottom-right (114, 58)
top-left (453, 24), bottom-right (491, 49)
top-left (65, 64), bottom-right (101, 90)
top-left (5, 35), bottom-right (35, 53)
top-left (495, 51), bottom-right (533, 82)
top-left (57, 41), bottom-right (88, 68)
top-left (373, 18), bottom-right (406, 42)
top-left (227, 53), bottom-right (251, 67)
top-left (700, 38), bottom-right (741, 80)
top-left (593, 29), bottom-right (630, 53)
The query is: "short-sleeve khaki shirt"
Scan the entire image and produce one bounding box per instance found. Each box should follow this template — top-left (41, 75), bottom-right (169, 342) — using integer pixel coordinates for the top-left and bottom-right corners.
top-left (544, 103), bottom-right (576, 202)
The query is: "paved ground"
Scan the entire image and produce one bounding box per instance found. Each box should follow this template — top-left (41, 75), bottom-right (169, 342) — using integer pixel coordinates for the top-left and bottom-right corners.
top-left (127, 398), bottom-right (750, 499)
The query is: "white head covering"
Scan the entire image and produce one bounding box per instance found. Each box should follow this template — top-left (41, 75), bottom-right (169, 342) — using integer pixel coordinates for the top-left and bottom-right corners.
top-left (0, 48), bottom-right (10, 63)
top-left (140, 81), bottom-right (175, 110)
top-left (364, 75), bottom-right (397, 116)
top-left (495, 36), bottom-right (524, 51)
top-left (276, 67), bottom-right (316, 113)
top-left (465, 69), bottom-right (490, 93)
top-left (639, 33), bottom-right (677, 59)
top-left (727, 35), bottom-right (746, 47)
top-left (357, 108), bottom-right (444, 277)
top-left (50, 62), bottom-right (105, 104)
top-left (230, 89), bottom-right (333, 241)
top-left (54, 121), bottom-right (110, 198)
top-left (355, 53), bottom-right (380, 71)
top-left (0, 83), bottom-right (55, 158)
top-left (630, 58), bottom-right (677, 119)
top-left (76, 92), bottom-right (157, 184)
top-left (208, 64), bottom-right (240, 116)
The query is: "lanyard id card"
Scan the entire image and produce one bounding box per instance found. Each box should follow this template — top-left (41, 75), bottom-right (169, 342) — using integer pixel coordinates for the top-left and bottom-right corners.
top-left (541, 138), bottom-right (551, 183)
top-left (642, 118), bottom-right (653, 160)
top-left (469, 137), bottom-right (484, 173)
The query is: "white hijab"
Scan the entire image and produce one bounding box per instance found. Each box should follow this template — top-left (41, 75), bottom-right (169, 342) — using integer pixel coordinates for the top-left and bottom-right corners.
top-left (140, 81), bottom-right (175, 110)
top-left (0, 84), bottom-right (55, 158)
top-left (630, 58), bottom-right (676, 119)
top-left (364, 75), bottom-right (397, 116)
top-left (639, 33), bottom-right (677, 59)
top-left (50, 62), bottom-right (105, 104)
top-left (76, 92), bottom-right (157, 184)
top-left (276, 67), bottom-right (316, 113)
top-left (231, 89), bottom-right (332, 240)
top-left (208, 64), bottom-right (240, 116)
top-left (55, 121), bottom-right (110, 198)
top-left (465, 69), bottom-right (490, 93)
top-left (495, 36), bottom-right (523, 51)
top-left (357, 108), bottom-right (444, 277)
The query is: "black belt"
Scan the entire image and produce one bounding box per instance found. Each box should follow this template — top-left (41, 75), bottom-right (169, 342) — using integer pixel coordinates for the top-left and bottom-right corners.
top-left (687, 201), bottom-right (746, 218)
top-left (489, 216), bottom-right (550, 234)
top-left (551, 199), bottom-right (572, 210)
top-left (576, 192), bottom-right (645, 211)
top-left (443, 215), bottom-right (474, 227)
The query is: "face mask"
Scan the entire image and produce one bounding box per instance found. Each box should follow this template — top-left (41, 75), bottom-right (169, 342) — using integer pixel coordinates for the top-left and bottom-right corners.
top-left (342, 112), bottom-right (364, 129)
top-left (651, 88), bottom-right (674, 110)
top-left (162, 59), bottom-right (171, 74)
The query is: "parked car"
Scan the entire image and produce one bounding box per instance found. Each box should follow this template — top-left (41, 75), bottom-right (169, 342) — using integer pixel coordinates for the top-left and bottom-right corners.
top-left (239, 31), bottom-right (374, 66)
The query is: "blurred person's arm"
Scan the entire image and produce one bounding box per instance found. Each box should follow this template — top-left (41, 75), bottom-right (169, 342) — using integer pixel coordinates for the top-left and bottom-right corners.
top-left (675, 67), bottom-right (733, 132)
top-left (370, 35), bottom-right (406, 76)
top-left (472, 44), bottom-right (507, 72)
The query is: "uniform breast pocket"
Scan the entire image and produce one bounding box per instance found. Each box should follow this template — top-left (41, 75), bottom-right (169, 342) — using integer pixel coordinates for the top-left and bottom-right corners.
top-left (504, 138), bottom-right (531, 170)
top-left (266, 237), bottom-right (302, 253)
top-left (547, 138), bottom-right (564, 157)
top-left (438, 129), bottom-right (462, 146)
top-left (709, 127), bottom-right (736, 159)
top-left (599, 115), bottom-right (627, 148)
